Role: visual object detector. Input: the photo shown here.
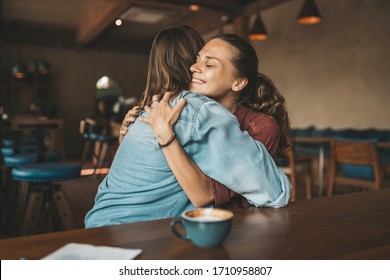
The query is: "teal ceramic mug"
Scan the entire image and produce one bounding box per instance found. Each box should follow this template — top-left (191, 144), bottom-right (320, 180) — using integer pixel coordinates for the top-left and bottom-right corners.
top-left (170, 208), bottom-right (234, 248)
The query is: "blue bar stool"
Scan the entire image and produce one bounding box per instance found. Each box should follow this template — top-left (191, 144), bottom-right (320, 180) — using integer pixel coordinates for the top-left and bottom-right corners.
top-left (1, 134), bottom-right (36, 232)
top-left (3, 153), bottom-right (61, 226)
top-left (12, 163), bottom-right (81, 235)
top-left (2, 118), bottom-right (67, 235)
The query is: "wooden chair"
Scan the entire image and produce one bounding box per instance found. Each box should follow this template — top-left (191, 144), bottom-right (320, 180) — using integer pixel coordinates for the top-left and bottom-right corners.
top-left (327, 140), bottom-right (382, 196)
top-left (278, 148), bottom-right (312, 202)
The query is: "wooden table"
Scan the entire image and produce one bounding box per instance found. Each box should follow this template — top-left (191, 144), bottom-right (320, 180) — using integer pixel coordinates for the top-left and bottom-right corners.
top-left (10, 116), bottom-right (64, 155)
top-left (1, 189), bottom-right (390, 260)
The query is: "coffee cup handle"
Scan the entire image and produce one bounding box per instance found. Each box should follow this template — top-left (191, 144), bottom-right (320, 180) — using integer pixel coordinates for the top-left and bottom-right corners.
top-left (170, 218), bottom-right (189, 240)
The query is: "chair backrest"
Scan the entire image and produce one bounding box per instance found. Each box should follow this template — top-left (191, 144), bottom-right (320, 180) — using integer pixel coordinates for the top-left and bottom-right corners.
top-left (328, 140), bottom-right (382, 194)
top-left (333, 140), bottom-right (379, 165)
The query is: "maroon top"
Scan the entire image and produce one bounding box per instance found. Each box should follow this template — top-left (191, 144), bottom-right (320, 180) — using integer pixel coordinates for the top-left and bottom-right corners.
top-left (212, 105), bottom-right (280, 209)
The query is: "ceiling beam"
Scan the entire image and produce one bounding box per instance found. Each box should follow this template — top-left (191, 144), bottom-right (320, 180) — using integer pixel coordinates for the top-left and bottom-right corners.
top-left (160, 0), bottom-right (237, 12)
top-left (76, 0), bottom-right (133, 47)
top-left (74, 0), bottom-right (195, 48)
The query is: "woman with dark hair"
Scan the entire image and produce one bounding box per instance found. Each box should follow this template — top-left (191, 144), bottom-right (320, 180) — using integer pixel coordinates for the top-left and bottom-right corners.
top-left (189, 33), bottom-right (293, 208)
top-left (85, 27), bottom-right (290, 228)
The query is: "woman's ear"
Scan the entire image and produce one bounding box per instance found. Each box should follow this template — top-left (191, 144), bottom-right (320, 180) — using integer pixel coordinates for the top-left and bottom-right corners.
top-left (232, 78), bottom-right (248, 92)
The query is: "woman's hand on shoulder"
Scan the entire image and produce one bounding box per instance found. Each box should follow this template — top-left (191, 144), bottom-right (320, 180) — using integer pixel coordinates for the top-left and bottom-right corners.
top-left (139, 92), bottom-right (186, 143)
top-left (118, 106), bottom-right (142, 143)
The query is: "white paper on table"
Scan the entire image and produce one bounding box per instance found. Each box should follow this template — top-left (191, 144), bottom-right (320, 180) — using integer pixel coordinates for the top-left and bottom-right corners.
top-left (41, 243), bottom-right (142, 260)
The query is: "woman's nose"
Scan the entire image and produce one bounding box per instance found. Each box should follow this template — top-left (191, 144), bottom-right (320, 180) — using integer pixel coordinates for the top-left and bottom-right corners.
top-left (190, 61), bottom-right (200, 73)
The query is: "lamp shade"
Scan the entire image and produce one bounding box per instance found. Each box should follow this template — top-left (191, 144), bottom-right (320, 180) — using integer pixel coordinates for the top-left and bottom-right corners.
top-left (297, 0), bottom-right (321, 24)
top-left (249, 14), bottom-right (268, 41)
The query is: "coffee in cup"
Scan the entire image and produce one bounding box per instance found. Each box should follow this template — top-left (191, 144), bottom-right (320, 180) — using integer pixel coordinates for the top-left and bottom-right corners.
top-left (170, 208), bottom-right (234, 248)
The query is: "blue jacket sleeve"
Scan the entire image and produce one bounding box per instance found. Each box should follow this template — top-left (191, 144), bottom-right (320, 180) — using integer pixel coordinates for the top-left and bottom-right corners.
top-left (189, 100), bottom-right (291, 208)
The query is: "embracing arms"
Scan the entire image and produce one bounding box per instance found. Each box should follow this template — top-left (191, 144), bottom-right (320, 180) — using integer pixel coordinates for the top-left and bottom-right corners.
top-left (119, 92), bottom-right (290, 208)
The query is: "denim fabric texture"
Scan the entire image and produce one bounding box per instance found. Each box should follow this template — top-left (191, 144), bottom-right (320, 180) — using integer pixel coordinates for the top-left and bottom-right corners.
top-left (85, 91), bottom-right (291, 228)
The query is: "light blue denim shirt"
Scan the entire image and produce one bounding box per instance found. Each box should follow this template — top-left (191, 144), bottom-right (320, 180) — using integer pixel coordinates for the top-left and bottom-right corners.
top-left (85, 91), bottom-right (291, 228)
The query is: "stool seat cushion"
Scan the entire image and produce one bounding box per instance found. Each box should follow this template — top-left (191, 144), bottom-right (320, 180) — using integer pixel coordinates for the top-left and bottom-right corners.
top-left (340, 164), bottom-right (374, 180)
top-left (83, 133), bottom-right (100, 140)
top-left (1, 145), bottom-right (37, 156)
top-left (2, 138), bottom-right (36, 147)
top-left (12, 163), bottom-right (81, 182)
top-left (3, 153), bottom-right (61, 167)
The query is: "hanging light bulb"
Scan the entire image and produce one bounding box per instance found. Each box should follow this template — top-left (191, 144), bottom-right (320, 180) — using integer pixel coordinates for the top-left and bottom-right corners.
top-left (297, 0), bottom-right (321, 25)
top-left (249, 14), bottom-right (268, 41)
top-left (115, 19), bottom-right (122, 26)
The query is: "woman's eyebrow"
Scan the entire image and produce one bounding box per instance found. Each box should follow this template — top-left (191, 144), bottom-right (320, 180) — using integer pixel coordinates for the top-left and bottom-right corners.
top-left (204, 55), bottom-right (220, 62)
top-left (196, 53), bottom-right (221, 63)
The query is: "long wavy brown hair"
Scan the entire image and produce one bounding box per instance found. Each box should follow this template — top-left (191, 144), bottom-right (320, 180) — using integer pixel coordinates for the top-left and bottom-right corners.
top-left (213, 33), bottom-right (294, 158)
top-left (138, 26), bottom-right (205, 107)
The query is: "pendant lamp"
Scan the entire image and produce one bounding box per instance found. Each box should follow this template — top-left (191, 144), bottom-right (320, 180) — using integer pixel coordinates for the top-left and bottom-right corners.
top-left (249, 14), bottom-right (268, 41)
top-left (297, 0), bottom-right (321, 25)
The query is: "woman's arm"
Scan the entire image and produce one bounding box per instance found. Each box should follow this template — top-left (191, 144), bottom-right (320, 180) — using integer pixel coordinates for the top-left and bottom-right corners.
top-left (212, 109), bottom-right (281, 208)
top-left (139, 92), bottom-right (213, 207)
top-left (212, 125), bottom-right (280, 209)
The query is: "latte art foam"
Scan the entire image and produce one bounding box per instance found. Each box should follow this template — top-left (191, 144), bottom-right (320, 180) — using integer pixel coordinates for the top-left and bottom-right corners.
top-left (190, 215), bottom-right (224, 222)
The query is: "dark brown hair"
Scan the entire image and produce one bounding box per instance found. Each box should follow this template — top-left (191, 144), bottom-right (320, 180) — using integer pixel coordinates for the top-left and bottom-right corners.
top-left (139, 26), bottom-right (205, 107)
top-left (212, 33), bottom-right (293, 158)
